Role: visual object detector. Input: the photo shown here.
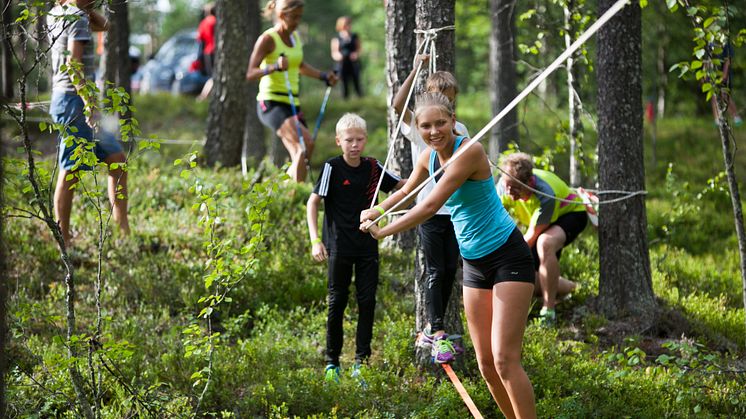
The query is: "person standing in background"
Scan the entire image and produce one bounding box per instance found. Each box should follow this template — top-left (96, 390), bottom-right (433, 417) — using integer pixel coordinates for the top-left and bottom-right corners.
top-left (48, 0), bottom-right (130, 247)
top-left (331, 16), bottom-right (362, 99)
top-left (196, 3), bottom-right (216, 77)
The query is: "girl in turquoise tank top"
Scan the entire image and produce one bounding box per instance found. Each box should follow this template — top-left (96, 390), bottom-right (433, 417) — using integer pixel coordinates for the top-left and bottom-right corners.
top-left (246, 0), bottom-right (338, 182)
top-left (360, 93), bottom-right (537, 418)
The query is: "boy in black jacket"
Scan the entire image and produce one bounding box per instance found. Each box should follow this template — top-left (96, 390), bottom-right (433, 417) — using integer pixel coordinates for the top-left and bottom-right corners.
top-left (307, 113), bottom-right (405, 383)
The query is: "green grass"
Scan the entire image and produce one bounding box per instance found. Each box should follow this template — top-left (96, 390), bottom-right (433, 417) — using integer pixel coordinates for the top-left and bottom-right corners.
top-left (5, 93), bottom-right (746, 417)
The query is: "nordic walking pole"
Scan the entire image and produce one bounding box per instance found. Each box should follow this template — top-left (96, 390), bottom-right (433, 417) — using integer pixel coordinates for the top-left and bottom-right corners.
top-left (279, 53), bottom-right (313, 182)
top-left (312, 78), bottom-right (334, 141)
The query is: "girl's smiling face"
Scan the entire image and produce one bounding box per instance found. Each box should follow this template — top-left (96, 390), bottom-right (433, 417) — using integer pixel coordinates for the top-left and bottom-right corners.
top-left (416, 106), bottom-right (455, 151)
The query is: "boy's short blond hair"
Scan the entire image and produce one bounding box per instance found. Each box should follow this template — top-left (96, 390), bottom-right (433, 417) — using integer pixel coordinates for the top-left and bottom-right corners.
top-left (426, 71), bottom-right (459, 95)
top-left (335, 113), bottom-right (367, 135)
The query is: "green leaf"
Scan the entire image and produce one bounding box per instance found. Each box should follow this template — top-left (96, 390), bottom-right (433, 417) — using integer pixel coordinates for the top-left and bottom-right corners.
top-left (690, 60), bottom-right (702, 70)
top-left (666, 0), bottom-right (677, 10)
top-left (703, 17), bottom-right (714, 28)
top-left (38, 121), bottom-right (47, 131)
top-left (180, 170), bottom-right (191, 179)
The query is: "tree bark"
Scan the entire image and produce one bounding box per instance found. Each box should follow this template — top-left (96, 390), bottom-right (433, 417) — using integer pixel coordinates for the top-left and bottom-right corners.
top-left (204, 0), bottom-right (250, 168)
top-left (564, 0), bottom-right (583, 187)
top-left (101, 0), bottom-right (132, 120)
top-left (243, 0), bottom-right (265, 169)
top-left (1, 0), bottom-right (13, 99)
top-left (384, 0), bottom-right (416, 251)
top-left (489, 0), bottom-right (519, 160)
top-left (411, 0), bottom-right (463, 368)
top-left (713, 112), bottom-right (746, 349)
top-left (596, 0), bottom-right (655, 322)
top-left (0, 124), bottom-right (7, 419)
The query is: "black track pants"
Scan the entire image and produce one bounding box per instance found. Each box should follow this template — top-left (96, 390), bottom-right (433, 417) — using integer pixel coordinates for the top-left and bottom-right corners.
top-left (325, 253), bottom-right (379, 366)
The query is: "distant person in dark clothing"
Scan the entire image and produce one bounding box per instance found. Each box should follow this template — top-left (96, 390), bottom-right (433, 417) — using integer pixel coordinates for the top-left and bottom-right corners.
top-left (710, 41), bottom-right (742, 127)
top-left (331, 16), bottom-right (362, 99)
top-left (197, 2), bottom-right (216, 76)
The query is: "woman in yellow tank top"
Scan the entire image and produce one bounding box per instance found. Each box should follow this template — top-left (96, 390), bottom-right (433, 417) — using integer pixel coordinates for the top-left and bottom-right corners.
top-left (246, 0), bottom-right (338, 182)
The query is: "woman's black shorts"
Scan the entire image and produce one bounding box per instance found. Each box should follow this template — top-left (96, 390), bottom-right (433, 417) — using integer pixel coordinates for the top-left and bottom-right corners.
top-left (257, 100), bottom-right (308, 132)
top-left (530, 211), bottom-right (588, 270)
top-left (462, 227), bottom-right (535, 290)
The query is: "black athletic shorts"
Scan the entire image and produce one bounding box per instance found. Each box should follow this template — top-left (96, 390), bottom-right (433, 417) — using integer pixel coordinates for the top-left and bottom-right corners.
top-left (531, 211), bottom-right (588, 270)
top-left (462, 227), bottom-right (535, 289)
top-left (256, 100), bottom-right (308, 132)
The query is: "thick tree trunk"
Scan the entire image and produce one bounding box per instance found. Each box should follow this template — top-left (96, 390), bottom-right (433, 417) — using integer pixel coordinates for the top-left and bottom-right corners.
top-left (1, 0), bottom-right (12, 99)
top-left (0, 131), bottom-right (7, 419)
top-left (384, 0), bottom-right (416, 251)
top-left (564, 1), bottom-right (583, 187)
top-left (596, 0), bottom-right (655, 322)
top-left (101, 0), bottom-right (131, 120)
top-left (243, 0), bottom-right (265, 170)
top-left (489, 0), bottom-right (519, 160)
top-left (204, 0), bottom-right (250, 167)
top-left (411, 0), bottom-right (463, 368)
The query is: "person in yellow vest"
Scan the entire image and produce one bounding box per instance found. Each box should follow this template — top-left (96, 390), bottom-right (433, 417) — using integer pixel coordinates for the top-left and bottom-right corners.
top-left (498, 153), bottom-right (587, 327)
top-left (246, 0), bottom-right (338, 182)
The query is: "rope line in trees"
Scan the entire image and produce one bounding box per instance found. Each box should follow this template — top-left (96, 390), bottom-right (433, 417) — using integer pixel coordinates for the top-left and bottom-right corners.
top-left (370, 0), bottom-right (632, 227)
top-left (369, 25), bottom-right (455, 209)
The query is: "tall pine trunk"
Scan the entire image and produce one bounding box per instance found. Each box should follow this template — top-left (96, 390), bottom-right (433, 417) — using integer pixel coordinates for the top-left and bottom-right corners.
top-left (243, 0), bottom-right (265, 170)
top-left (411, 0), bottom-right (463, 367)
top-left (0, 131), bottom-right (7, 419)
top-left (489, 0), bottom-right (519, 159)
top-left (596, 0), bottom-right (655, 323)
top-left (564, 0), bottom-right (583, 187)
top-left (1, 0), bottom-right (12, 99)
top-left (384, 0), bottom-right (416, 251)
top-left (101, 0), bottom-right (132, 121)
top-left (204, 0), bottom-right (250, 167)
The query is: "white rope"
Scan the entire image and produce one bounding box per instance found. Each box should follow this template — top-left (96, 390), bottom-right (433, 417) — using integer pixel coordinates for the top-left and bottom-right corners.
top-left (369, 33), bottom-right (434, 208)
top-left (495, 165), bottom-right (646, 206)
top-left (414, 25), bottom-right (455, 72)
top-left (370, 25), bottom-right (457, 209)
top-left (370, 0), bottom-right (631, 226)
top-left (6, 101), bottom-right (51, 111)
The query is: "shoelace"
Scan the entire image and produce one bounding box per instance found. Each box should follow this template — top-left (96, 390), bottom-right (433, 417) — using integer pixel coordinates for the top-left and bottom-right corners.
top-left (434, 338), bottom-right (456, 356)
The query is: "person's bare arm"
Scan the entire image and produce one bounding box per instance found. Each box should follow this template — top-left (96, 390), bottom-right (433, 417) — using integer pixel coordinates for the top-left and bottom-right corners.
top-left (360, 149), bottom-right (429, 224)
top-left (67, 38), bottom-right (98, 126)
top-left (246, 34), bottom-right (279, 81)
top-left (364, 144), bottom-right (485, 239)
top-left (307, 193), bottom-right (328, 262)
top-left (392, 55), bottom-right (429, 126)
top-left (86, 9), bottom-right (108, 31)
top-left (330, 37), bottom-right (343, 61)
top-left (300, 61), bottom-right (338, 86)
top-left (524, 223), bottom-right (549, 248)
top-left (75, 1), bottom-right (108, 31)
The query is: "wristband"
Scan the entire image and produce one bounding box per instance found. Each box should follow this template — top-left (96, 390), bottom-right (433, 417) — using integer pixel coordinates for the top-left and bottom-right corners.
top-left (273, 63), bottom-right (281, 72)
top-left (320, 71), bottom-right (328, 82)
top-left (262, 66), bottom-right (270, 76)
top-left (311, 237), bottom-right (322, 245)
top-left (373, 205), bottom-right (385, 216)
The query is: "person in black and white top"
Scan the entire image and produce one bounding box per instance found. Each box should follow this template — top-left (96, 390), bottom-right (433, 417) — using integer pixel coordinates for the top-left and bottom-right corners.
top-left (307, 113), bottom-right (405, 383)
top-left (392, 55), bottom-right (469, 363)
